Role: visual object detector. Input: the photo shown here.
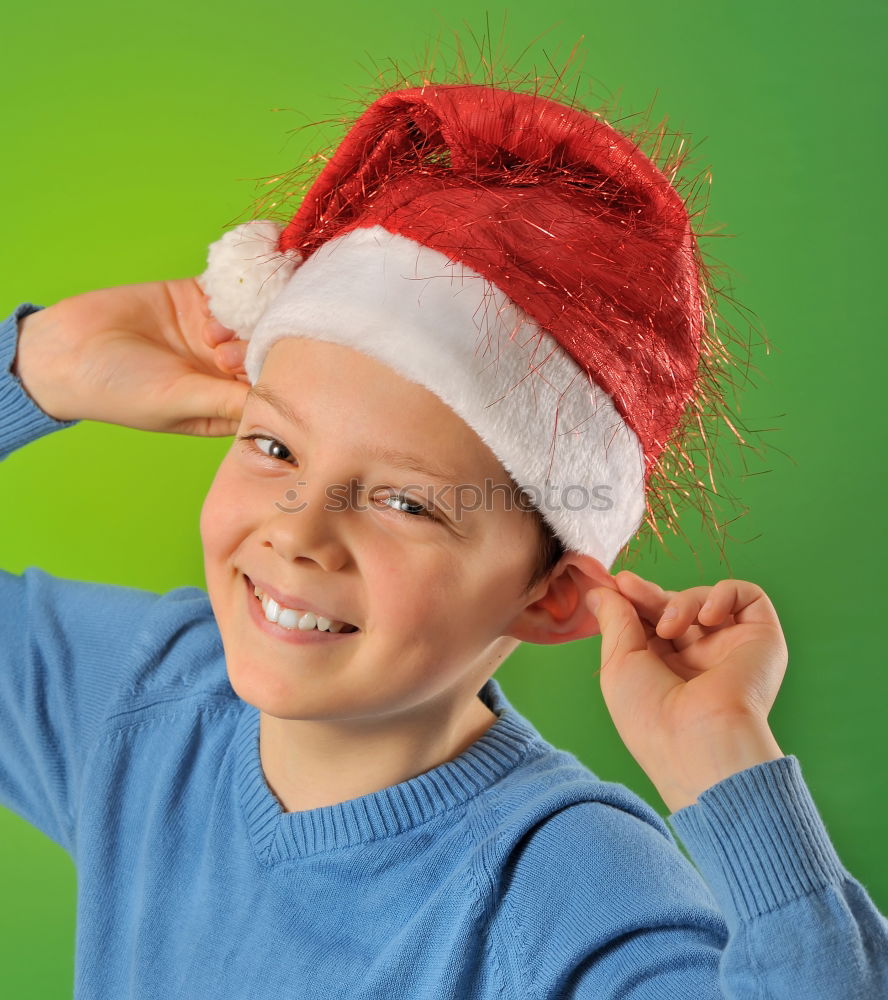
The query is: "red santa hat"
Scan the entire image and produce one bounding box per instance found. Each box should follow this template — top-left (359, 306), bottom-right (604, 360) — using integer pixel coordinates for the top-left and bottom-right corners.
top-left (197, 83), bottom-right (706, 570)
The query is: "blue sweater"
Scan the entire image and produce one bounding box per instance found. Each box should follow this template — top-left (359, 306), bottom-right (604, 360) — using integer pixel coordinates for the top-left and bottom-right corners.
top-left (2, 301), bottom-right (887, 999)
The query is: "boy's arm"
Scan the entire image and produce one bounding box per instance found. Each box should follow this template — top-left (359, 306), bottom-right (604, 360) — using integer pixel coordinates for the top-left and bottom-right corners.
top-left (667, 753), bottom-right (888, 996)
top-left (500, 759), bottom-right (888, 998)
top-left (0, 302), bottom-right (166, 852)
top-left (2, 281), bottom-right (247, 852)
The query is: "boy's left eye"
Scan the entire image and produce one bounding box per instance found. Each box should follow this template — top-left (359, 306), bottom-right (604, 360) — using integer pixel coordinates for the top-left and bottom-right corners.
top-left (378, 492), bottom-right (433, 519)
top-left (366, 484), bottom-right (436, 520)
top-left (238, 433), bottom-right (296, 464)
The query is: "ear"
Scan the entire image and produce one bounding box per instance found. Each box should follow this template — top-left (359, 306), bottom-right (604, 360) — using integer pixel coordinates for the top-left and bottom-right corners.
top-left (504, 552), bottom-right (618, 645)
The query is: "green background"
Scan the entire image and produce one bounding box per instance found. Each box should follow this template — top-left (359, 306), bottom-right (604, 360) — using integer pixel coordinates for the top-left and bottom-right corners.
top-left (2, 1), bottom-right (885, 993)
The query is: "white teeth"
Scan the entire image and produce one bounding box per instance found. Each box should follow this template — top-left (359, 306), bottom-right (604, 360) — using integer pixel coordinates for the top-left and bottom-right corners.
top-left (277, 607), bottom-right (300, 629)
top-left (257, 590), bottom-right (349, 632)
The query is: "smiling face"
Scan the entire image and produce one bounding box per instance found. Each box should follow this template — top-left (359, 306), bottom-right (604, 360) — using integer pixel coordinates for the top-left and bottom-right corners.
top-left (200, 335), bottom-right (547, 731)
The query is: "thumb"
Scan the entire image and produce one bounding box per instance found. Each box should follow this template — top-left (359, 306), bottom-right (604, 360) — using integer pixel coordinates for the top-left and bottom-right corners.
top-left (588, 587), bottom-right (681, 703)
top-left (588, 587), bottom-right (648, 661)
top-left (171, 372), bottom-right (250, 435)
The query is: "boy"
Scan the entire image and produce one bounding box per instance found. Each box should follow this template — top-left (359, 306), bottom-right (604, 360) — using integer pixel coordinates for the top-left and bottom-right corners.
top-left (3, 81), bottom-right (887, 998)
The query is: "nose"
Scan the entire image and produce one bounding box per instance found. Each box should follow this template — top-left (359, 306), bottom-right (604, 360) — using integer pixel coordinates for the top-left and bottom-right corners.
top-left (262, 478), bottom-right (351, 572)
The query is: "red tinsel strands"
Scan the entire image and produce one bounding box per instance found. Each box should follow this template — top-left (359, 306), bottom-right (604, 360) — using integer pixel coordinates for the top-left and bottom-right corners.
top-left (274, 84), bottom-right (704, 483)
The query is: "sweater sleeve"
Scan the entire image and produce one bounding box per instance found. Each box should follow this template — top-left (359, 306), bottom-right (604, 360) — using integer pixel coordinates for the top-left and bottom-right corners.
top-left (0, 301), bottom-right (169, 853)
top-left (666, 754), bottom-right (888, 997)
top-left (499, 756), bottom-right (888, 999)
top-left (0, 302), bottom-right (79, 454)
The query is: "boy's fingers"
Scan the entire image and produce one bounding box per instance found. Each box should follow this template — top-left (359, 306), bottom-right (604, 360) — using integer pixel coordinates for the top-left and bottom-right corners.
top-left (617, 571), bottom-right (727, 635)
top-left (614, 571), bottom-right (680, 628)
top-left (704, 580), bottom-right (781, 629)
top-left (615, 570), bottom-right (673, 604)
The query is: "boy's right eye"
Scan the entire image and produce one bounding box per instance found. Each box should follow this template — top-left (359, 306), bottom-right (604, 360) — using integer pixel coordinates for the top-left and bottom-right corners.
top-left (237, 433), bottom-right (296, 465)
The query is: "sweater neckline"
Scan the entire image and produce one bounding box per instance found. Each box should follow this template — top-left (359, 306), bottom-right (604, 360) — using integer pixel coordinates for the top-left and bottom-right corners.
top-left (235, 677), bottom-right (536, 863)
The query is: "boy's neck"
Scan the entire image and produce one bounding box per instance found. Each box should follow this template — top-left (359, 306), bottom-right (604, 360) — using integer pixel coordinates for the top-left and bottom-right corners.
top-left (257, 695), bottom-right (498, 814)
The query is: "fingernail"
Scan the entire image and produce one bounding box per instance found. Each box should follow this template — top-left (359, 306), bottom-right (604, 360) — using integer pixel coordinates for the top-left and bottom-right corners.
top-left (588, 591), bottom-right (601, 614)
top-left (660, 604), bottom-right (677, 621)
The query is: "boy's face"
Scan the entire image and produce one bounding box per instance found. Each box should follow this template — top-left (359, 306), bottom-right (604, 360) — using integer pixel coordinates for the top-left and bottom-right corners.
top-left (200, 336), bottom-right (546, 728)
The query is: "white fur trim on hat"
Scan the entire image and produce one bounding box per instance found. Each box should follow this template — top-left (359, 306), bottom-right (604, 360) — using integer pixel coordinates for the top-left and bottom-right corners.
top-left (239, 224), bottom-right (645, 569)
top-left (197, 220), bottom-right (302, 340)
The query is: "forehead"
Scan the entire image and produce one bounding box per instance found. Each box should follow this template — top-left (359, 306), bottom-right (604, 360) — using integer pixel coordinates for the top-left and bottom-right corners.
top-left (253, 336), bottom-right (513, 487)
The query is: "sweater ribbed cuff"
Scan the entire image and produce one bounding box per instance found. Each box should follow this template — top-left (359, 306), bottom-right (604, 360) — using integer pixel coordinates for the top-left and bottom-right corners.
top-left (0, 302), bottom-right (80, 459)
top-left (667, 754), bottom-right (849, 923)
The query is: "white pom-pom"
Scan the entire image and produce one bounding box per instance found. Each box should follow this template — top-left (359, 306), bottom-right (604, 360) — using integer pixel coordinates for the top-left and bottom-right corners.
top-left (197, 220), bottom-right (302, 340)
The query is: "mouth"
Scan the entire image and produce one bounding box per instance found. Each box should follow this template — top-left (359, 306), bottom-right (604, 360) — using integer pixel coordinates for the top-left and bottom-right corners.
top-left (244, 575), bottom-right (359, 635)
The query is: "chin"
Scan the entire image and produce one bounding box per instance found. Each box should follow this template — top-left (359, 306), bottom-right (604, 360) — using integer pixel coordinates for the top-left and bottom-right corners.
top-left (222, 653), bottom-right (342, 721)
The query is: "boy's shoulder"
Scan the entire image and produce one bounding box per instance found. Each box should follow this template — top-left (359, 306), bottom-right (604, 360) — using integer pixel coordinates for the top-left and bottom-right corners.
top-left (478, 680), bottom-right (721, 954)
top-left (12, 565), bottom-right (233, 723)
top-left (480, 678), bottom-right (673, 841)
top-left (98, 574), bottom-right (234, 722)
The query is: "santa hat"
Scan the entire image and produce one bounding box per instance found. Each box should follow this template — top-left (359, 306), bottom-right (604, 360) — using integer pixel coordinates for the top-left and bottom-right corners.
top-left (198, 84), bottom-right (705, 571)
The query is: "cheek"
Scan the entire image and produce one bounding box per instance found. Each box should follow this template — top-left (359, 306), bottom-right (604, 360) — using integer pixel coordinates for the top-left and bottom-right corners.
top-left (367, 550), bottom-right (457, 633)
top-left (467, 533), bottom-right (539, 627)
top-left (406, 561), bottom-right (492, 641)
top-left (199, 461), bottom-right (248, 559)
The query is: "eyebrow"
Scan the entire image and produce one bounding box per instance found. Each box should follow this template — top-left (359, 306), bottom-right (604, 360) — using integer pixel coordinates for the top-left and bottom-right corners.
top-left (246, 382), bottom-right (462, 485)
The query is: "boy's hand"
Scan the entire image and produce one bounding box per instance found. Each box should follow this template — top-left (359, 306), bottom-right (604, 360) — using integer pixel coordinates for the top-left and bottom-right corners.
top-left (588, 572), bottom-right (787, 813)
top-left (13, 278), bottom-right (251, 436)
